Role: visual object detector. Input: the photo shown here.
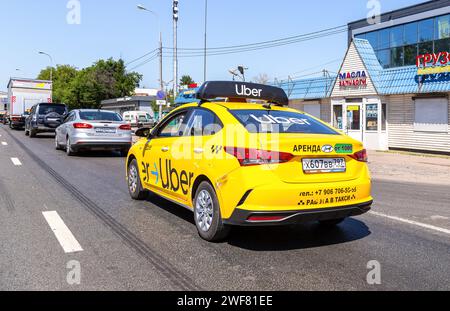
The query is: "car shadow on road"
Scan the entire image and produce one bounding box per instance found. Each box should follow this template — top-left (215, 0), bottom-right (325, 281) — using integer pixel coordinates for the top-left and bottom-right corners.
top-left (146, 194), bottom-right (371, 251)
top-left (226, 219), bottom-right (371, 251)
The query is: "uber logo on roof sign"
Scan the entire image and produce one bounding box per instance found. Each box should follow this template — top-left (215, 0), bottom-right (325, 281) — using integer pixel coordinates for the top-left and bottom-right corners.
top-left (235, 84), bottom-right (263, 97)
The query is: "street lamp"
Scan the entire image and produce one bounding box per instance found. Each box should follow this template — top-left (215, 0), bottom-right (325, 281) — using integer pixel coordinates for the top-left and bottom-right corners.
top-left (173, 0), bottom-right (179, 98)
top-left (203, 0), bottom-right (208, 82)
top-left (137, 4), bottom-right (164, 120)
top-left (38, 51), bottom-right (53, 82)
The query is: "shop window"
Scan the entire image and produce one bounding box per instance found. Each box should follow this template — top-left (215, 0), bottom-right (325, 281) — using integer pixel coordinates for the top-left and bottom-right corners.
top-left (404, 44), bottom-right (418, 66)
top-left (377, 49), bottom-right (391, 68)
top-left (333, 105), bottom-right (343, 130)
top-left (414, 98), bottom-right (448, 133)
top-left (382, 104), bottom-right (387, 131)
top-left (366, 31), bottom-right (379, 50)
top-left (390, 26), bottom-right (404, 48)
top-left (435, 14), bottom-right (450, 40)
top-left (404, 22), bottom-right (418, 45)
top-left (418, 18), bottom-right (434, 43)
top-left (379, 29), bottom-right (390, 50)
top-left (418, 41), bottom-right (433, 56)
top-left (434, 38), bottom-right (450, 53)
top-left (355, 33), bottom-right (366, 40)
top-left (366, 104), bottom-right (378, 131)
top-left (346, 105), bottom-right (361, 131)
top-left (391, 47), bottom-right (404, 67)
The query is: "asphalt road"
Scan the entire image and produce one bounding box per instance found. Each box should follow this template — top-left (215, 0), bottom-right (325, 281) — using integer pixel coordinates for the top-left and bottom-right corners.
top-left (0, 124), bottom-right (449, 291)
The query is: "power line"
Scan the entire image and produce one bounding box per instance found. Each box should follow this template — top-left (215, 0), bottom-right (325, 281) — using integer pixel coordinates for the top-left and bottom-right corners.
top-left (161, 28), bottom-right (347, 57)
top-left (128, 25), bottom-right (347, 62)
top-left (125, 49), bottom-right (159, 66)
top-left (127, 54), bottom-right (159, 71)
top-left (171, 24), bottom-right (347, 51)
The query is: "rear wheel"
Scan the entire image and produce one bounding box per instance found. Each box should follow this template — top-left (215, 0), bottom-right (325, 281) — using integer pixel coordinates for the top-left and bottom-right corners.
top-left (55, 135), bottom-right (62, 150)
top-left (66, 137), bottom-right (75, 156)
top-left (25, 128), bottom-right (29, 136)
top-left (127, 159), bottom-right (147, 200)
top-left (29, 129), bottom-right (37, 138)
top-left (194, 182), bottom-right (230, 242)
top-left (319, 218), bottom-right (345, 227)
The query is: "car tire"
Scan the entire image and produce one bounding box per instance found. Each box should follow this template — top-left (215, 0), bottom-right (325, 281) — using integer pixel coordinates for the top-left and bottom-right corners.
top-left (127, 159), bottom-right (148, 200)
top-left (66, 137), bottom-right (75, 156)
top-left (194, 182), bottom-right (230, 242)
top-left (55, 135), bottom-right (62, 150)
top-left (319, 218), bottom-right (345, 227)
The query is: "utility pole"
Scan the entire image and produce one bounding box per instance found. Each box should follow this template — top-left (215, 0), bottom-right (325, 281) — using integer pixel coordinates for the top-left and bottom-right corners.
top-left (173, 0), bottom-right (179, 98)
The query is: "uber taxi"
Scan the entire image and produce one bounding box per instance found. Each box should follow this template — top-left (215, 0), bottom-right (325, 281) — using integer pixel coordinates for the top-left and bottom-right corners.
top-left (126, 81), bottom-right (373, 241)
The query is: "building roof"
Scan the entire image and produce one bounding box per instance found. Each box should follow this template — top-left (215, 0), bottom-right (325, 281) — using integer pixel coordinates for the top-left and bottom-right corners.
top-left (276, 76), bottom-right (336, 100)
top-left (286, 37), bottom-right (450, 100)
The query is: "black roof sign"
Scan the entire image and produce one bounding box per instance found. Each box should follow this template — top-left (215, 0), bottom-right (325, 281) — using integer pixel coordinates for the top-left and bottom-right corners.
top-left (196, 81), bottom-right (289, 106)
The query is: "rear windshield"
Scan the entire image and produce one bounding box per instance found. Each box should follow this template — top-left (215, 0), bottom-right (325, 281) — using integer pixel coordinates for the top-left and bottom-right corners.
top-left (38, 105), bottom-right (66, 115)
top-left (230, 110), bottom-right (339, 135)
top-left (79, 111), bottom-right (122, 121)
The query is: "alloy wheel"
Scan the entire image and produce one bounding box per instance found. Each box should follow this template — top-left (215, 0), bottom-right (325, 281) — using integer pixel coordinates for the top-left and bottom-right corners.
top-left (196, 190), bottom-right (214, 232)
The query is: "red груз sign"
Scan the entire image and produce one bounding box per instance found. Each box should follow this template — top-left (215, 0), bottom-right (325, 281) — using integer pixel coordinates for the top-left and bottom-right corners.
top-left (416, 51), bottom-right (450, 68)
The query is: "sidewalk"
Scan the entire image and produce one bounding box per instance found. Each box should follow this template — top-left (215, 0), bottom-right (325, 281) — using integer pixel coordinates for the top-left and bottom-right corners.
top-left (368, 150), bottom-right (450, 186)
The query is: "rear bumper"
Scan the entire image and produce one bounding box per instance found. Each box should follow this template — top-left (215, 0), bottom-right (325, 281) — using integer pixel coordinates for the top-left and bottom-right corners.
top-left (72, 141), bottom-right (132, 151)
top-left (223, 201), bottom-right (372, 226)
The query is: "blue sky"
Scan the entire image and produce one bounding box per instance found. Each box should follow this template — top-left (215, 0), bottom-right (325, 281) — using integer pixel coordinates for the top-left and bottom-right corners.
top-left (0, 0), bottom-right (425, 91)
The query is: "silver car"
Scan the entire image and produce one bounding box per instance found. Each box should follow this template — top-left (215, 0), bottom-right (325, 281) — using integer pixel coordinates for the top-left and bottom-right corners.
top-left (55, 109), bottom-right (132, 156)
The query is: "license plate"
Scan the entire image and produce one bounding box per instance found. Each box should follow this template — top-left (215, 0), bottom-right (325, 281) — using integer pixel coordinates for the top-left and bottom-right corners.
top-left (302, 158), bottom-right (346, 173)
top-left (95, 127), bottom-right (116, 134)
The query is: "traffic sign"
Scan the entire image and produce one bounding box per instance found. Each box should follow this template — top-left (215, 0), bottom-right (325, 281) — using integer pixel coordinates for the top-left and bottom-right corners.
top-left (157, 91), bottom-right (166, 100)
top-left (156, 100), bottom-right (167, 106)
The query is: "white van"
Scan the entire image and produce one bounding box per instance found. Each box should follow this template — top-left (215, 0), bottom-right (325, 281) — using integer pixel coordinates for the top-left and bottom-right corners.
top-left (123, 111), bottom-right (155, 128)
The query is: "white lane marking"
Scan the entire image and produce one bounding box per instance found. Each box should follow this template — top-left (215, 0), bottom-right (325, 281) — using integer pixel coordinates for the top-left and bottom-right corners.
top-left (370, 211), bottom-right (450, 236)
top-left (11, 158), bottom-right (22, 166)
top-left (1, 142), bottom-right (7, 146)
top-left (42, 211), bottom-right (83, 254)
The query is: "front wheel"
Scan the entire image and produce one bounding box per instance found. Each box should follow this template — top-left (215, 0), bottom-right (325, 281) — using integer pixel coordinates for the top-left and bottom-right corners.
top-left (194, 182), bottom-right (230, 242)
top-left (127, 159), bottom-right (148, 200)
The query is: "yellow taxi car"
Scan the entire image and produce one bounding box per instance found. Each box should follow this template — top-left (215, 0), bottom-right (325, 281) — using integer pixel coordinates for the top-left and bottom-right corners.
top-left (126, 81), bottom-right (373, 241)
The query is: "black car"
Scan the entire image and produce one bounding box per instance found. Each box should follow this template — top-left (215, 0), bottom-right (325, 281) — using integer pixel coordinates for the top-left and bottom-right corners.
top-left (25, 103), bottom-right (68, 138)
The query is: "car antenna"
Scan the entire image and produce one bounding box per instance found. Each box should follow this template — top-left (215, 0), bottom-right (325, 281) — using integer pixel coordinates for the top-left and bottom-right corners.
top-left (262, 102), bottom-right (273, 110)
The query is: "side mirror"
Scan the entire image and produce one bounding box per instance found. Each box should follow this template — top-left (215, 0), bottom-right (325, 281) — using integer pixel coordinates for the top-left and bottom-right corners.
top-left (135, 127), bottom-right (151, 138)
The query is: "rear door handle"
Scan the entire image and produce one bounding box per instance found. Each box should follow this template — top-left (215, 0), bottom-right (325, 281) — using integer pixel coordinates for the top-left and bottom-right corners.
top-left (161, 147), bottom-right (170, 152)
top-left (194, 148), bottom-right (204, 154)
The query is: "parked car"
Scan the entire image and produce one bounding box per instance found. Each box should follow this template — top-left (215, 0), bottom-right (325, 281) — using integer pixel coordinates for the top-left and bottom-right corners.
top-left (55, 109), bottom-right (132, 156)
top-left (123, 111), bottom-right (155, 128)
top-left (25, 103), bottom-right (68, 137)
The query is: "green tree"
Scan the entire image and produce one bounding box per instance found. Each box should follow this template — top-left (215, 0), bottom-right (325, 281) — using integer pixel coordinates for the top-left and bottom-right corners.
top-left (180, 75), bottom-right (195, 87)
top-left (37, 65), bottom-right (79, 104)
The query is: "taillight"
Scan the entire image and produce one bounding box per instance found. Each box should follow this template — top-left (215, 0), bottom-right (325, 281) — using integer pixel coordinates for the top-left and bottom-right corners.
top-left (119, 124), bottom-right (132, 131)
top-left (224, 147), bottom-right (294, 166)
top-left (73, 123), bottom-right (93, 129)
top-left (247, 215), bottom-right (287, 222)
top-left (350, 149), bottom-right (368, 162)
